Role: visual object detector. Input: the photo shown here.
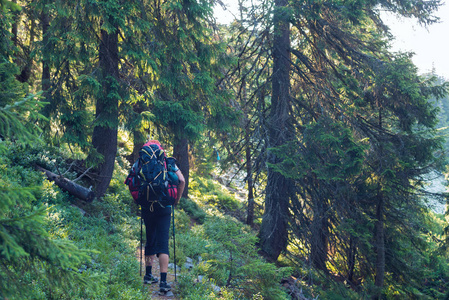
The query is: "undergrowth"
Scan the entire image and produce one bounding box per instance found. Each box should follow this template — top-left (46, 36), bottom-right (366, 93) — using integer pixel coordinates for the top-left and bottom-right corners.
top-left (1, 144), bottom-right (293, 299)
top-left (4, 143), bottom-right (446, 299)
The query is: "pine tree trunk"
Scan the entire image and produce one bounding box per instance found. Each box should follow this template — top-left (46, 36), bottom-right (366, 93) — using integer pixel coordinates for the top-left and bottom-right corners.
top-left (128, 129), bottom-right (145, 165)
top-left (41, 11), bottom-right (50, 96)
top-left (126, 103), bottom-right (146, 165)
top-left (11, 0), bottom-right (18, 46)
top-left (173, 138), bottom-right (189, 198)
top-left (15, 9), bottom-right (34, 83)
top-left (243, 80), bottom-right (255, 227)
top-left (246, 125), bottom-right (254, 226)
top-left (91, 24), bottom-right (119, 198)
top-left (310, 199), bottom-right (329, 272)
top-left (259, 0), bottom-right (292, 261)
top-left (374, 102), bottom-right (385, 299)
top-left (347, 236), bottom-right (357, 284)
top-left (374, 192), bottom-right (385, 299)
top-left (128, 138), bottom-right (144, 166)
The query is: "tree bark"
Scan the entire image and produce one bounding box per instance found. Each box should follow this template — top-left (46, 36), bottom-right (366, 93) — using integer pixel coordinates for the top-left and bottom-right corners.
top-left (11, 0), bottom-right (18, 46)
top-left (91, 24), bottom-right (119, 198)
top-left (243, 80), bottom-right (255, 227)
top-left (246, 132), bottom-right (254, 227)
top-left (374, 191), bottom-right (385, 299)
top-left (14, 7), bottom-right (34, 83)
top-left (125, 102), bottom-right (146, 165)
top-left (310, 198), bottom-right (330, 272)
top-left (259, 0), bottom-right (293, 261)
top-left (128, 129), bottom-right (145, 165)
top-left (173, 138), bottom-right (189, 198)
top-left (36, 165), bottom-right (95, 202)
top-left (347, 236), bottom-right (357, 284)
top-left (41, 10), bottom-right (50, 97)
top-left (373, 100), bottom-right (385, 299)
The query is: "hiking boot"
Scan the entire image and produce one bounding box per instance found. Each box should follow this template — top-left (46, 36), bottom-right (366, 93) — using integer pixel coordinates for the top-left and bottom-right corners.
top-left (143, 274), bottom-right (158, 284)
top-left (159, 281), bottom-right (171, 292)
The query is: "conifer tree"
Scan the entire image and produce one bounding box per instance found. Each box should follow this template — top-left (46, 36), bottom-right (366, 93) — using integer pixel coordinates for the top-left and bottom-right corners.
top-left (217, 0), bottom-right (274, 228)
top-left (19, 0), bottom-right (149, 197)
top-left (9, 0), bottom-right (236, 199)
top-left (354, 56), bottom-right (446, 296)
top-left (0, 4), bottom-right (91, 298)
top-left (136, 0), bottom-right (235, 198)
top-left (91, 8), bottom-right (121, 198)
top-left (228, 0), bottom-right (447, 295)
top-left (259, 0), bottom-right (294, 261)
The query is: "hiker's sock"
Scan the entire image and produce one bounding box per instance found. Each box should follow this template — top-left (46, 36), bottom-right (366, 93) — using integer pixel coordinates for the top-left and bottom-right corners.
top-left (146, 266), bottom-right (152, 276)
top-left (160, 272), bottom-right (167, 282)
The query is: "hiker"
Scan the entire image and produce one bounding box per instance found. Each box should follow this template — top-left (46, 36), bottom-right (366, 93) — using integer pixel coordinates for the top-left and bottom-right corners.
top-left (213, 146), bottom-right (220, 162)
top-left (141, 141), bottom-right (185, 293)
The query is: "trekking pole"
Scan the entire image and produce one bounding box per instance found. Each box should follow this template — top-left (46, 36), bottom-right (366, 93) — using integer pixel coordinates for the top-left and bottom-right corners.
top-left (172, 206), bottom-right (177, 282)
top-left (140, 215), bottom-right (143, 277)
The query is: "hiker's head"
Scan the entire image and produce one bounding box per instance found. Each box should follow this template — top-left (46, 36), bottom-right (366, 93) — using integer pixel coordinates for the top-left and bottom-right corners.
top-left (145, 140), bottom-right (163, 149)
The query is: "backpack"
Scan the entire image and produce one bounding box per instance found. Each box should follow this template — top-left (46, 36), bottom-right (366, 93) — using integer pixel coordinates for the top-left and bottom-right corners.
top-left (166, 156), bottom-right (179, 200)
top-left (124, 141), bottom-right (179, 210)
top-left (124, 160), bottom-right (141, 201)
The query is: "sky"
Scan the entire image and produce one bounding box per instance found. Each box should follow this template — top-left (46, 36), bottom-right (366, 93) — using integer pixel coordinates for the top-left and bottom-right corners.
top-left (214, 1), bottom-right (449, 80)
top-left (214, 2), bottom-right (449, 211)
top-left (384, 2), bottom-right (449, 80)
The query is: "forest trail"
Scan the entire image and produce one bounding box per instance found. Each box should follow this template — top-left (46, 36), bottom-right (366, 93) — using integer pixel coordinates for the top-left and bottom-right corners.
top-left (136, 247), bottom-right (180, 299)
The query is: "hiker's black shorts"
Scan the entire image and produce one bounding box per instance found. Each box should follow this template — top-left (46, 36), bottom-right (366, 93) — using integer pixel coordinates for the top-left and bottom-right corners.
top-left (142, 205), bottom-right (171, 256)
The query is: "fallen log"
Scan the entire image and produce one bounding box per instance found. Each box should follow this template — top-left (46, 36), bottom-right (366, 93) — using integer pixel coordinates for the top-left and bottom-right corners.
top-left (35, 165), bottom-right (95, 202)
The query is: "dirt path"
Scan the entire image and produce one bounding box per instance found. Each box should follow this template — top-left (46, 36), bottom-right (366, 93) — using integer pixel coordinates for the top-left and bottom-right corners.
top-left (137, 247), bottom-right (180, 299)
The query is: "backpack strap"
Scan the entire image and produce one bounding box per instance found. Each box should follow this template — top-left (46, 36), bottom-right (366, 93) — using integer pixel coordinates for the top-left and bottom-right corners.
top-left (145, 185), bottom-right (167, 212)
top-left (141, 147), bottom-right (157, 162)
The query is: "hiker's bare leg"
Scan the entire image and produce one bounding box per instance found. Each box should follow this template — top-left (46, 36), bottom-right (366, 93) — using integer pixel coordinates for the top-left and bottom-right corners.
top-left (159, 253), bottom-right (169, 273)
top-left (145, 255), bottom-right (156, 267)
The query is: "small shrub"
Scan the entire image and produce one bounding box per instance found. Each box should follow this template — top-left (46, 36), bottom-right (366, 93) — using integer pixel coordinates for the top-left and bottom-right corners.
top-left (178, 273), bottom-right (221, 299)
top-left (179, 197), bottom-right (207, 224)
top-left (184, 215), bottom-right (293, 299)
top-left (204, 192), bottom-right (241, 212)
top-left (176, 229), bottom-right (210, 260)
top-left (173, 205), bottom-right (194, 234)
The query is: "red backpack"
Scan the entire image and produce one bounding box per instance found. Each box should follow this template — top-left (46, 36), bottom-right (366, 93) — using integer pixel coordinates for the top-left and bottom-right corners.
top-left (124, 160), bottom-right (141, 202)
top-left (124, 141), bottom-right (178, 207)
